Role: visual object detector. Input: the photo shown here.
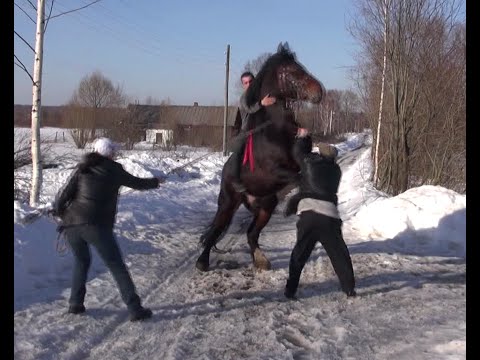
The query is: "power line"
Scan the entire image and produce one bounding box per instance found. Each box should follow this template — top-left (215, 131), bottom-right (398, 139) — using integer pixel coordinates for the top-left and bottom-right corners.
top-left (14, 2), bottom-right (36, 24)
top-left (76, 0), bottom-right (229, 64)
top-left (51, 1), bottom-right (225, 69)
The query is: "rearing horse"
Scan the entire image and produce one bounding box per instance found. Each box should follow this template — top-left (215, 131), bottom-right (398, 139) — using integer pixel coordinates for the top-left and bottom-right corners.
top-left (196, 43), bottom-right (325, 272)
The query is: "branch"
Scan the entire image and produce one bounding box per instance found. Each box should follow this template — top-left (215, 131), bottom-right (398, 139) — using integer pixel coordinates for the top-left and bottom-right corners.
top-left (44, 0), bottom-right (55, 32)
top-left (14, 30), bottom-right (35, 53)
top-left (49, 0), bottom-right (102, 20)
top-left (14, 2), bottom-right (36, 24)
top-left (26, 0), bottom-right (36, 11)
top-left (14, 55), bottom-right (34, 83)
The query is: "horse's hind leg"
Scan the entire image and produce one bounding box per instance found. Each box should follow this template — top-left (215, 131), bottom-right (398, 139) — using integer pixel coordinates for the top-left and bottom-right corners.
top-left (246, 195), bottom-right (278, 271)
top-left (196, 188), bottom-right (241, 272)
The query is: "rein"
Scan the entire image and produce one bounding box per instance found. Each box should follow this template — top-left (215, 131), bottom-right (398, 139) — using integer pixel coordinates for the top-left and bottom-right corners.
top-left (242, 132), bottom-right (255, 172)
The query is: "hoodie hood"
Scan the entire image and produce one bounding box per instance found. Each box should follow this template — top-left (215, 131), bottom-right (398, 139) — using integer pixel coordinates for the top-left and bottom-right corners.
top-left (78, 152), bottom-right (110, 171)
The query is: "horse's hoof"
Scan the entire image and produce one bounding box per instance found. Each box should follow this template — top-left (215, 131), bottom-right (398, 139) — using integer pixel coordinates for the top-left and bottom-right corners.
top-left (346, 289), bottom-right (357, 297)
top-left (253, 249), bottom-right (272, 270)
top-left (195, 260), bottom-right (209, 272)
top-left (255, 261), bottom-right (272, 271)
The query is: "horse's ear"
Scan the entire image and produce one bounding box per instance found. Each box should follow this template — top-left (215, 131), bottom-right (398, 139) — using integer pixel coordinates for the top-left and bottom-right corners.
top-left (277, 42), bottom-right (291, 54)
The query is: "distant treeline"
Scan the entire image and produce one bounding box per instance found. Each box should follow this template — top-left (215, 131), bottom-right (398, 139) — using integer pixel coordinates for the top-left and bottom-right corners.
top-left (14, 105), bottom-right (69, 128)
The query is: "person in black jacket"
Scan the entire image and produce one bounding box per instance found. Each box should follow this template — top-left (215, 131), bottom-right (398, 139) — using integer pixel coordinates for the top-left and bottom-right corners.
top-left (284, 135), bottom-right (356, 299)
top-left (54, 137), bottom-right (163, 321)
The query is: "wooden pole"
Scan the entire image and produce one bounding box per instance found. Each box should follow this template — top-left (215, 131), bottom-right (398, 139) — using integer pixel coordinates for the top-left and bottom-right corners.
top-left (222, 44), bottom-right (230, 156)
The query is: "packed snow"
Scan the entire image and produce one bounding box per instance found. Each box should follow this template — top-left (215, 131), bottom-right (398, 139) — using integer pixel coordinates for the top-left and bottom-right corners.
top-left (14, 127), bottom-right (466, 360)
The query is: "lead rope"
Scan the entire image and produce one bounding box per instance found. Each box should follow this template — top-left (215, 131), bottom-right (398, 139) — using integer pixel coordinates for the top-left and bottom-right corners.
top-left (55, 230), bottom-right (69, 256)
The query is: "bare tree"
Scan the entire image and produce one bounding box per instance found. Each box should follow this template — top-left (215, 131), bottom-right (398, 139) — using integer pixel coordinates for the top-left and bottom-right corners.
top-left (105, 105), bottom-right (145, 150)
top-left (143, 96), bottom-right (173, 106)
top-left (14, 0), bottom-right (103, 205)
top-left (63, 106), bottom-right (96, 149)
top-left (374, 0), bottom-right (389, 186)
top-left (27, 0), bottom-right (46, 206)
top-left (69, 70), bottom-right (126, 139)
top-left (339, 90), bottom-right (362, 133)
top-left (349, 0), bottom-right (464, 195)
top-left (14, 129), bottom-right (61, 202)
top-left (410, 19), bottom-right (465, 192)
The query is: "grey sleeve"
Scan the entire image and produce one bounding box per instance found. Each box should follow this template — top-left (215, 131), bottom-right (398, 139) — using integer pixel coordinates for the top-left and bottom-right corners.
top-left (239, 92), bottom-right (262, 116)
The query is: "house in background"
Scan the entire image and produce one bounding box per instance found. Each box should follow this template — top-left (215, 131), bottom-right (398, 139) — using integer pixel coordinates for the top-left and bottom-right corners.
top-left (145, 129), bottom-right (174, 147)
top-left (131, 102), bottom-right (242, 149)
top-left (14, 103), bottom-right (243, 150)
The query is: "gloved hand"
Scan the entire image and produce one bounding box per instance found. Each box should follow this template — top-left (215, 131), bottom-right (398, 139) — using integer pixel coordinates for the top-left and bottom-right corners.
top-left (284, 193), bottom-right (302, 217)
top-left (296, 128), bottom-right (309, 138)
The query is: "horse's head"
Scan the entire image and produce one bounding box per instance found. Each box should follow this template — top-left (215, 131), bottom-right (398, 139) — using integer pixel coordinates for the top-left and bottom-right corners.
top-left (246, 42), bottom-right (325, 106)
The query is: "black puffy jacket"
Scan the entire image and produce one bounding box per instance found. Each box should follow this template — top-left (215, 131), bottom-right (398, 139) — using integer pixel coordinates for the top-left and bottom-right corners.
top-left (54, 152), bottom-right (159, 228)
top-left (285, 136), bottom-right (342, 216)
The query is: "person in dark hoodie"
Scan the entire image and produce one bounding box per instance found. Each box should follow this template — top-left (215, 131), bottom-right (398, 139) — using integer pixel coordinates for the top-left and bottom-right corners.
top-left (54, 137), bottom-right (163, 321)
top-left (283, 135), bottom-right (356, 299)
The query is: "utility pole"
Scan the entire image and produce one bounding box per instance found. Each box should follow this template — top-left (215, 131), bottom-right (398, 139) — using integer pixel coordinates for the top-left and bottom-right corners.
top-left (30, 0), bottom-right (46, 206)
top-left (222, 44), bottom-right (230, 156)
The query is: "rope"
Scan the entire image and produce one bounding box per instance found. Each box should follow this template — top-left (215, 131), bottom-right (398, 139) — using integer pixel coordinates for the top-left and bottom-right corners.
top-left (120, 152), bottom-right (215, 196)
top-left (166, 152), bottom-right (213, 175)
top-left (20, 208), bottom-right (69, 256)
top-left (55, 231), bottom-right (69, 256)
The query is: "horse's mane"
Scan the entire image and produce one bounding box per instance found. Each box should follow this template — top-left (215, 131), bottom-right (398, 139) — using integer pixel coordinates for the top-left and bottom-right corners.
top-left (245, 42), bottom-right (297, 107)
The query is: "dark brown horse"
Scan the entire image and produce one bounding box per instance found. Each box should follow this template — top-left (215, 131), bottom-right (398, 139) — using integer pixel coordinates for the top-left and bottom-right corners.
top-left (196, 43), bottom-right (325, 272)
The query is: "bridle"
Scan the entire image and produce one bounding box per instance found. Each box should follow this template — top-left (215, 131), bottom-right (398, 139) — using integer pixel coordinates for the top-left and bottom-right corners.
top-left (277, 64), bottom-right (309, 105)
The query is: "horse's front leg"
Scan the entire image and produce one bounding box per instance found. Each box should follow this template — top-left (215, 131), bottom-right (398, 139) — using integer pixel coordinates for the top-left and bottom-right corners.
top-left (247, 195), bottom-right (278, 270)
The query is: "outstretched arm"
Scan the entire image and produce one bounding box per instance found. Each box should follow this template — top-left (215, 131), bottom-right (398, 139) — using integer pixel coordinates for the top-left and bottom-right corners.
top-left (118, 166), bottom-right (160, 190)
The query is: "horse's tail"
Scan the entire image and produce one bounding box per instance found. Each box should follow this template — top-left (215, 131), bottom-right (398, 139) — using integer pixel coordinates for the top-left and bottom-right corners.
top-left (199, 222), bottom-right (214, 247)
top-left (199, 222), bottom-right (228, 248)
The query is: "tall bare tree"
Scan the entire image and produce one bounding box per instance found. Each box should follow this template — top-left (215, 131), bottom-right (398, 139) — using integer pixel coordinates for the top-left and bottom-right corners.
top-left (70, 71), bottom-right (126, 108)
top-left (67, 70), bottom-right (126, 141)
top-left (28, 0), bottom-right (46, 206)
top-left (14, 0), bottom-right (103, 205)
top-left (410, 18), bottom-right (465, 192)
top-left (373, 0), bottom-right (389, 186)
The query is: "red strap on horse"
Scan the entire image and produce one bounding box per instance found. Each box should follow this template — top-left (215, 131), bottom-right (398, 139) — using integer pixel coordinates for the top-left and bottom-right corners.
top-left (242, 132), bottom-right (255, 172)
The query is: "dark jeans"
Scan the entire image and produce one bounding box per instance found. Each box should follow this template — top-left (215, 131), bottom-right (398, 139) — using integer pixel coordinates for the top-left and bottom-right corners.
top-left (287, 211), bottom-right (355, 295)
top-left (229, 133), bottom-right (247, 180)
top-left (63, 225), bottom-right (142, 312)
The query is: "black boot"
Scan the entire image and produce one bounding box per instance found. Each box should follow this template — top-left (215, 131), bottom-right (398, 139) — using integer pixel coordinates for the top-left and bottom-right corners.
top-left (345, 289), bottom-right (357, 297)
top-left (230, 151), bottom-right (246, 193)
top-left (130, 306), bottom-right (153, 322)
top-left (284, 278), bottom-right (299, 299)
top-left (284, 287), bottom-right (297, 300)
top-left (68, 304), bottom-right (86, 314)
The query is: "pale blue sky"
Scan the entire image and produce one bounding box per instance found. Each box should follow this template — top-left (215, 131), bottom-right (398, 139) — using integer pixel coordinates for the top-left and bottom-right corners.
top-left (14, 0), bottom-right (359, 106)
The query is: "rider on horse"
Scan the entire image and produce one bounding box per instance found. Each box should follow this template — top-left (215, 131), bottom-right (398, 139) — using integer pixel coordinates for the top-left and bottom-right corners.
top-left (230, 71), bottom-right (277, 193)
top-left (230, 71), bottom-right (309, 193)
